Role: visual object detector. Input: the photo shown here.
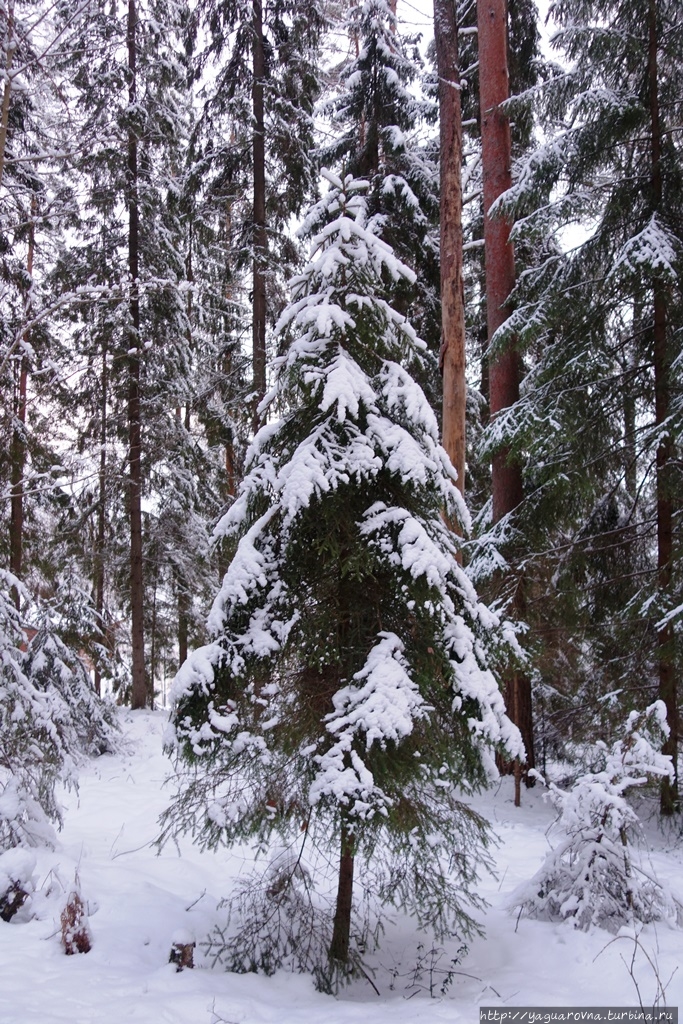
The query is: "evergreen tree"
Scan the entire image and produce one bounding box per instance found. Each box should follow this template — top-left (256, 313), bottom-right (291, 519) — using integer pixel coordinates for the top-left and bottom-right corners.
top-left (0, 0), bottom-right (85, 610)
top-left (163, 172), bottom-right (522, 984)
top-left (323, 0), bottom-right (441, 356)
top-left (187, 0), bottom-right (325, 429)
top-left (0, 571), bottom-right (117, 851)
top-left (488, 0), bottom-right (683, 807)
top-left (513, 703), bottom-right (677, 931)
top-left (50, 0), bottom-right (203, 701)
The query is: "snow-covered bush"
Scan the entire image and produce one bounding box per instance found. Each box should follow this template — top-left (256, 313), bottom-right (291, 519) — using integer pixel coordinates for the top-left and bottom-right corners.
top-left (0, 848), bottom-right (37, 921)
top-left (512, 702), bottom-right (679, 931)
top-left (25, 621), bottom-right (117, 757)
top-left (0, 572), bottom-right (118, 852)
top-left (162, 172), bottom-right (522, 985)
top-left (204, 848), bottom-right (336, 985)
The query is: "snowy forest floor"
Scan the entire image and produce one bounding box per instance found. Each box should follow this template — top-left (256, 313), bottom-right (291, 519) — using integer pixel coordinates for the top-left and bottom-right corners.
top-left (2, 710), bottom-right (683, 1024)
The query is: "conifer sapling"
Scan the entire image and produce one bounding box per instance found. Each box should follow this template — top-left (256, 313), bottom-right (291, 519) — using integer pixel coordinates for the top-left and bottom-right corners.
top-left (512, 702), bottom-right (680, 932)
top-left (163, 171), bottom-right (523, 984)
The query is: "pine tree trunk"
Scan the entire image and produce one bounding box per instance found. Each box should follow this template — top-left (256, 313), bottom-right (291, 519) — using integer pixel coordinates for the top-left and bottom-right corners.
top-left (177, 403), bottom-right (190, 671)
top-left (434, 0), bottom-right (466, 505)
top-left (478, 0), bottom-right (521, 520)
top-left (251, 0), bottom-right (267, 433)
top-left (128, 0), bottom-right (146, 710)
top-left (329, 822), bottom-right (354, 966)
top-left (177, 242), bottom-right (194, 670)
top-left (0, 0), bottom-right (15, 190)
top-left (478, 0), bottom-right (533, 791)
top-left (9, 208), bottom-right (34, 610)
top-left (9, 354), bottom-right (27, 610)
top-left (623, 341), bottom-right (637, 503)
top-left (94, 338), bottom-right (108, 697)
top-left (648, 0), bottom-right (678, 815)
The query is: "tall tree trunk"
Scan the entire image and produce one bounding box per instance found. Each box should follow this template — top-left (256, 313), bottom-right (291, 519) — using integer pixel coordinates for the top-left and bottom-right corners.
top-left (0, 0), bottom-right (15, 190)
top-left (94, 337), bottom-right (108, 697)
top-left (251, 0), bottom-right (267, 434)
top-left (478, 0), bottom-right (521, 520)
top-left (478, 0), bottom-right (533, 793)
top-left (127, 0), bottom-right (146, 710)
top-left (648, 0), bottom-right (678, 815)
top-left (9, 355), bottom-right (27, 610)
top-left (177, 238), bottom-right (194, 671)
top-left (177, 405), bottom-right (189, 672)
top-left (329, 821), bottom-right (354, 966)
top-left (434, 0), bottom-right (466, 507)
top-left (9, 205), bottom-right (34, 610)
top-left (177, 407), bottom-right (190, 672)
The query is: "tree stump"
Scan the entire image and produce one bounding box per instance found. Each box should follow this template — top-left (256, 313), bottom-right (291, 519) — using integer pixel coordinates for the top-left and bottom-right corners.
top-left (0, 880), bottom-right (29, 922)
top-left (61, 891), bottom-right (91, 954)
top-left (169, 930), bottom-right (195, 971)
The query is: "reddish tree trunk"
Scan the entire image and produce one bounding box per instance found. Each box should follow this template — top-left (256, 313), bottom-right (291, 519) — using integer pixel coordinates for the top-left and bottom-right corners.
top-left (478, 0), bottom-right (533, 792)
top-left (478, 0), bottom-right (522, 519)
top-left (127, 0), bottom-right (147, 710)
top-left (252, 0), bottom-right (267, 433)
top-left (434, 0), bottom-right (466, 507)
top-left (0, 0), bottom-right (15, 190)
top-left (648, 0), bottom-right (677, 815)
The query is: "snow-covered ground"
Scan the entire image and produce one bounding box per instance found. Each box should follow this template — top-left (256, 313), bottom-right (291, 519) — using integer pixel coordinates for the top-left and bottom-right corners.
top-left (1, 710), bottom-right (681, 1024)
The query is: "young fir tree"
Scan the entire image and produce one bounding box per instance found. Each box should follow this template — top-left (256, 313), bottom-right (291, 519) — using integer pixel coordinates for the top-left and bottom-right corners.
top-left (512, 703), bottom-right (678, 932)
top-left (0, 571), bottom-right (117, 851)
top-left (163, 172), bottom-right (522, 984)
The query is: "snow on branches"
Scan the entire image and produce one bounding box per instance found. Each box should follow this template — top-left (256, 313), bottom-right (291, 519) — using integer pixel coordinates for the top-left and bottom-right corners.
top-left (165, 172), bottom-right (522, 973)
top-left (512, 702), bottom-right (681, 932)
top-left (0, 572), bottom-right (117, 852)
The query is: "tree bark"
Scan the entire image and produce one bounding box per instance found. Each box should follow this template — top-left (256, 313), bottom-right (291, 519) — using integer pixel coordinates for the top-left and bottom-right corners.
top-left (127, 0), bottom-right (147, 710)
top-left (9, 353), bottom-right (27, 610)
top-left (177, 239), bottom-right (194, 671)
top-left (94, 337), bottom-right (108, 697)
top-left (434, 0), bottom-right (466, 507)
top-left (251, 0), bottom-right (267, 433)
top-left (478, 0), bottom-right (533, 792)
top-left (648, 0), bottom-right (678, 815)
top-left (0, 0), bottom-right (15, 190)
top-left (9, 203), bottom-right (34, 610)
top-left (329, 822), bottom-right (354, 966)
top-left (478, 0), bottom-right (522, 519)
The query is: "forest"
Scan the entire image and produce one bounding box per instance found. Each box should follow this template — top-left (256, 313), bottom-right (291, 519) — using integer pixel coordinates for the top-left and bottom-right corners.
top-left (1, 0), bottom-right (683, 1011)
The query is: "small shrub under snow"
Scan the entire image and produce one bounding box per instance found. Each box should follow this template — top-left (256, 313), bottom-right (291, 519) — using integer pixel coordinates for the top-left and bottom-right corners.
top-left (512, 701), bottom-right (681, 932)
top-left (0, 572), bottom-right (118, 852)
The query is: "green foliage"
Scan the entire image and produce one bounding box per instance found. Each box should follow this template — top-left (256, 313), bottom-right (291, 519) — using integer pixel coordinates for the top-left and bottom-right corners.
top-left (472, 0), bottom-right (683, 750)
top-left (162, 173), bottom-right (520, 981)
top-left (0, 572), bottom-right (118, 852)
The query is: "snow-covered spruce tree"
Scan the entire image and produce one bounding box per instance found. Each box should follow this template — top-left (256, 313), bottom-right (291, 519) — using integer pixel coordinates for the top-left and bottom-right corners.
top-left (0, 572), bottom-right (117, 851)
top-left (512, 702), bottom-right (680, 932)
top-left (164, 172), bottom-right (522, 985)
top-left (322, 0), bottom-right (440, 355)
